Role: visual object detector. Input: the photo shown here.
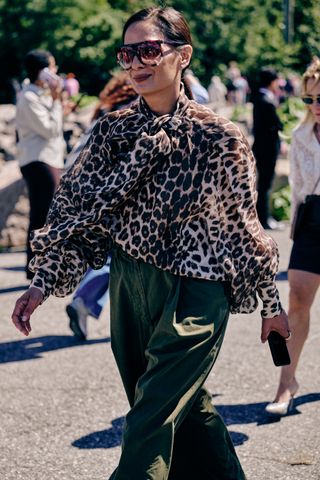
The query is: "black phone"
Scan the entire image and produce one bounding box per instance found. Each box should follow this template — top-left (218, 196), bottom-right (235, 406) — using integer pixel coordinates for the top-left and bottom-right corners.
top-left (267, 331), bottom-right (291, 366)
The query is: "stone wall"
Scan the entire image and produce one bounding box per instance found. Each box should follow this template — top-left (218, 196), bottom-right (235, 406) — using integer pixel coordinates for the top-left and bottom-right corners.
top-left (0, 102), bottom-right (95, 249)
top-left (0, 161), bottom-right (28, 248)
top-left (0, 104), bottom-right (28, 248)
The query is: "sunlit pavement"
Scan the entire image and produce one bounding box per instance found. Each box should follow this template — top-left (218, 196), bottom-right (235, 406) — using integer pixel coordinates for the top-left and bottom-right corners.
top-left (0, 225), bottom-right (319, 480)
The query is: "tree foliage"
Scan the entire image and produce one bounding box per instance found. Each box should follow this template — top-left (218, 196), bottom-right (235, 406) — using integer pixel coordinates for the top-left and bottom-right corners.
top-left (0, 0), bottom-right (319, 101)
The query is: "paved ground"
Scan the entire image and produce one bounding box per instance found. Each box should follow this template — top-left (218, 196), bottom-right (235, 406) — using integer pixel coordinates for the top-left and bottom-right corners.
top-left (0, 225), bottom-right (319, 480)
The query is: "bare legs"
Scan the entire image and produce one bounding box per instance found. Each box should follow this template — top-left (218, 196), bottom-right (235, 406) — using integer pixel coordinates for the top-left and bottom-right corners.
top-left (273, 269), bottom-right (320, 403)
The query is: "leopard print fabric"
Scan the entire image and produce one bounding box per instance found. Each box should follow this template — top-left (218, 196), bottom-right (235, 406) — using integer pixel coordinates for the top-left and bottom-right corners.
top-left (30, 87), bottom-right (282, 318)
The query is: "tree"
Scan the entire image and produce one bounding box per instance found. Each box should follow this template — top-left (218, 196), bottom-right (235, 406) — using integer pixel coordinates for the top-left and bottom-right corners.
top-left (0, 0), bottom-right (319, 102)
top-left (0, 0), bottom-right (124, 99)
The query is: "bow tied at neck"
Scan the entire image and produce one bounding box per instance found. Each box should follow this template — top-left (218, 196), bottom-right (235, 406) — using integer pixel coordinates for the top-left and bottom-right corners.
top-left (136, 84), bottom-right (192, 149)
top-left (147, 114), bottom-right (185, 137)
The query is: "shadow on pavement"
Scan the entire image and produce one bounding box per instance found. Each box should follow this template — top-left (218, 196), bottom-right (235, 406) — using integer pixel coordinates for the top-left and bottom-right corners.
top-left (72, 417), bottom-right (125, 449)
top-left (72, 393), bottom-right (320, 450)
top-left (72, 416), bottom-right (249, 449)
top-left (214, 392), bottom-right (320, 427)
top-left (0, 264), bottom-right (29, 293)
top-left (0, 284), bottom-right (29, 294)
top-left (0, 265), bottom-right (25, 272)
top-left (0, 335), bottom-right (110, 363)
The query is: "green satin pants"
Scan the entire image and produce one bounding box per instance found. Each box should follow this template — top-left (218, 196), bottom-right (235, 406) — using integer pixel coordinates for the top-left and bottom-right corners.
top-left (108, 247), bottom-right (245, 480)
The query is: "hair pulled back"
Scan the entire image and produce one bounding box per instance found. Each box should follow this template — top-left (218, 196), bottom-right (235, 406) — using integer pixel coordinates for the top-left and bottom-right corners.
top-left (122, 7), bottom-right (193, 98)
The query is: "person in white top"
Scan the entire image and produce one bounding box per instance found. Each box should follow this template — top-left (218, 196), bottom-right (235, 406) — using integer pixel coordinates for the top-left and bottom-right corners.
top-left (16, 49), bottom-right (65, 279)
top-left (208, 75), bottom-right (227, 108)
top-left (266, 57), bottom-right (320, 416)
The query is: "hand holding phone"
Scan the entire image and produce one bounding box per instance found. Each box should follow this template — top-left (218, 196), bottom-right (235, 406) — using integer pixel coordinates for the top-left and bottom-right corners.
top-left (267, 331), bottom-right (291, 366)
top-left (38, 67), bottom-right (63, 89)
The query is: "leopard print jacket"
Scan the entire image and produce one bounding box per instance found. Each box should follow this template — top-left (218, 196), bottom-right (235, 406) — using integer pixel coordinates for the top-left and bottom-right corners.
top-left (30, 88), bottom-right (282, 318)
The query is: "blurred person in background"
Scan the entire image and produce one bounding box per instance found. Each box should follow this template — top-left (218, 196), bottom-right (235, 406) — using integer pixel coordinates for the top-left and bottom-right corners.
top-left (232, 74), bottom-right (249, 105)
top-left (63, 72), bottom-right (80, 97)
top-left (252, 68), bottom-right (284, 230)
top-left (208, 75), bottom-right (227, 109)
top-left (225, 61), bottom-right (249, 105)
top-left (183, 68), bottom-right (209, 104)
top-left (266, 57), bottom-right (320, 416)
top-left (225, 60), bottom-right (240, 104)
top-left (16, 49), bottom-right (66, 280)
top-left (92, 69), bottom-right (138, 120)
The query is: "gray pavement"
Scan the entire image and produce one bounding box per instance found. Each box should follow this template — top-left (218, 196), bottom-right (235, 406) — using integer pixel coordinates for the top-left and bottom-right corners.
top-left (0, 225), bottom-right (319, 480)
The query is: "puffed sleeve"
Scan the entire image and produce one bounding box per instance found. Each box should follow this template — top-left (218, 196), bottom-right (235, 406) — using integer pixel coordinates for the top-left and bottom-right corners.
top-left (29, 117), bottom-right (114, 300)
top-left (216, 126), bottom-right (282, 318)
top-left (29, 114), bottom-right (173, 301)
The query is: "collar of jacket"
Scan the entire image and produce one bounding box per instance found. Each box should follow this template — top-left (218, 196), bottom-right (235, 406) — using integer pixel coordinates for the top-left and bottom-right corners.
top-left (23, 82), bottom-right (46, 96)
top-left (258, 88), bottom-right (278, 107)
top-left (137, 83), bottom-right (190, 124)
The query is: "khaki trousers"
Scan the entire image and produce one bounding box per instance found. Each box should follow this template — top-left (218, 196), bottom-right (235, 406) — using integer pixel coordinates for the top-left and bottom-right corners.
top-left (109, 247), bottom-right (245, 480)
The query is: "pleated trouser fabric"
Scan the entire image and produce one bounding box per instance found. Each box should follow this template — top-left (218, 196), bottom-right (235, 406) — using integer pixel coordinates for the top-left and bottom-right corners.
top-left (109, 247), bottom-right (245, 480)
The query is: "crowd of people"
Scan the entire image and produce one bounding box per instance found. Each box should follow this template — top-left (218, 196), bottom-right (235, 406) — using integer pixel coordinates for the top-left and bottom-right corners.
top-left (10, 6), bottom-right (319, 479)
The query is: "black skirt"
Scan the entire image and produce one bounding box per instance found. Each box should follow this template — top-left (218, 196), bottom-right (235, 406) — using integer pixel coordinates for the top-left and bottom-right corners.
top-left (288, 226), bottom-right (320, 274)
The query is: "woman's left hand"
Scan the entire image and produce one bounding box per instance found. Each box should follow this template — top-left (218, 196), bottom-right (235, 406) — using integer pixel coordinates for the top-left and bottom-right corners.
top-left (260, 310), bottom-right (290, 343)
top-left (11, 287), bottom-right (44, 336)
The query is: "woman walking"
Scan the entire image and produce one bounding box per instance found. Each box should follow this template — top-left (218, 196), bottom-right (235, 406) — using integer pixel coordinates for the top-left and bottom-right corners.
top-left (266, 57), bottom-right (320, 416)
top-left (12, 7), bottom-right (289, 479)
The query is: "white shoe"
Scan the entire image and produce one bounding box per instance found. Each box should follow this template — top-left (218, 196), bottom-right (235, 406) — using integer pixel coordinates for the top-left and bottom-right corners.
top-left (66, 297), bottom-right (88, 340)
top-left (265, 397), bottom-right (294, 416)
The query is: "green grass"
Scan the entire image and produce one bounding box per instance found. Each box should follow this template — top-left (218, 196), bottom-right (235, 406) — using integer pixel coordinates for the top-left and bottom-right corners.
top-left (271, 184), bottom-right (291, 221)
top-left (278, 97), bottom-right (305, 142)
top-left (70, 93), bottom-right (98, 109)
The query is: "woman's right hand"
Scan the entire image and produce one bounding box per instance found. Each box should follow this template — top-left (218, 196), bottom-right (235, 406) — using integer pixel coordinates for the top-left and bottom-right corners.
top-left (49, 82), bottom-right (63, 101)
top-left (11, 287), bottom-right (44, 336)
top-left (260, 309), bottom-right (290, 343)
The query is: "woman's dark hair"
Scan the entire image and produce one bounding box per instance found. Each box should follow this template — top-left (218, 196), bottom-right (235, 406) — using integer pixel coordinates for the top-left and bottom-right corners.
top-left (122, 7), bottom-right (193, 99)
top-left (25, 49), bottom-right (52, 83)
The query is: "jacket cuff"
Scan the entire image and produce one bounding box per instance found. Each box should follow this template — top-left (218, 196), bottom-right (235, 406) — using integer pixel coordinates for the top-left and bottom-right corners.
top-left (30, 270), bottom-right (54, 303)
top-left (258, 279), bottom-right (282, 318)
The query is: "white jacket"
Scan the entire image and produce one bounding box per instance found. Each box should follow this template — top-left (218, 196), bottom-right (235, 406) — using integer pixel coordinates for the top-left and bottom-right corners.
top-left (16, 83), bottom-right (65, 168)
top-left (289, 121), bottom-right (320, 221)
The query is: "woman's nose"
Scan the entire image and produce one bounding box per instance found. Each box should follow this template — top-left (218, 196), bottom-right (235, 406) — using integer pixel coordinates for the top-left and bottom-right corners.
top-left (131, 54), bottom-right (144, 69)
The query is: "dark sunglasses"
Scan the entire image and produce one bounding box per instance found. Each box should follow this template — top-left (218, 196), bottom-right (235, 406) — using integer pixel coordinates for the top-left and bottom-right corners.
top-left (116, 40), bottom-right (187, 70)
top-left (302, 95), bottom-right (320, 105)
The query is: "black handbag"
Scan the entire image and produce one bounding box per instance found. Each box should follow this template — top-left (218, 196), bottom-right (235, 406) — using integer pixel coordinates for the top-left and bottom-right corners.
top-left (290, 175), bottom-right (320, 241)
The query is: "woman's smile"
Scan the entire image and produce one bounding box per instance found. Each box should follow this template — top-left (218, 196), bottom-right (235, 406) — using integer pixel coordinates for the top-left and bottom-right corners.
top-left (132, 73), bottom-right (152, 83)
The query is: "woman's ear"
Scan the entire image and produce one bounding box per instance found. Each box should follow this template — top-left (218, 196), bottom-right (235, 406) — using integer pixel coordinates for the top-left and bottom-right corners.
top-left (179, 45), bottom-right (193, 70)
